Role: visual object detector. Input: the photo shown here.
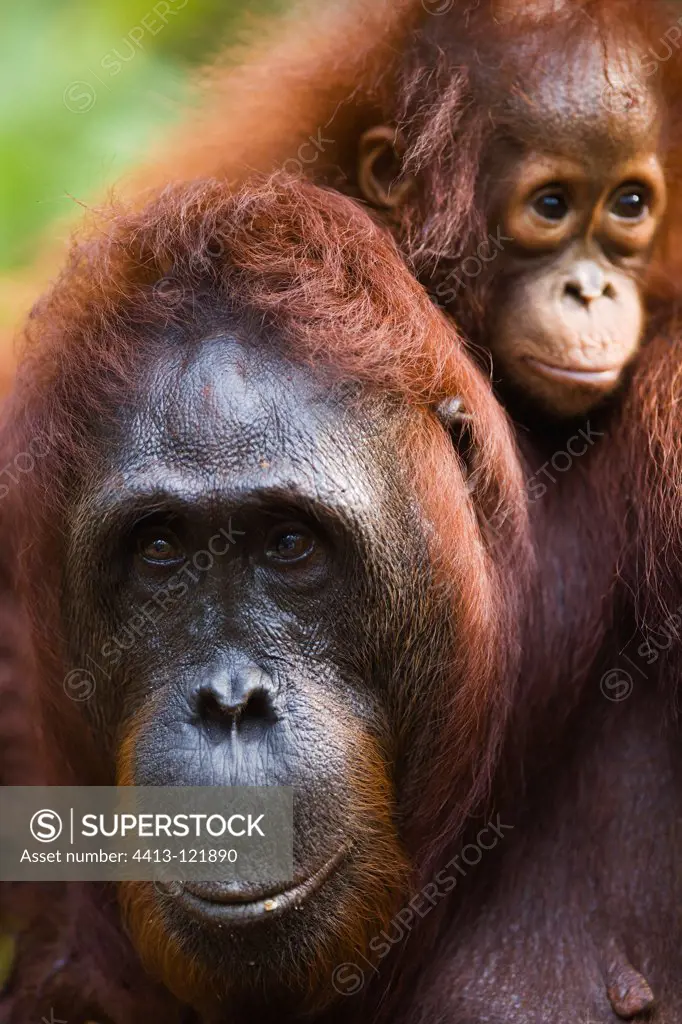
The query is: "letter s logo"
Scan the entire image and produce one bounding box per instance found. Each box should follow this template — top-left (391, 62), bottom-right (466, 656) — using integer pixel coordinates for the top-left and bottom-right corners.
top-left (30, 809), bottom-right (63, 842)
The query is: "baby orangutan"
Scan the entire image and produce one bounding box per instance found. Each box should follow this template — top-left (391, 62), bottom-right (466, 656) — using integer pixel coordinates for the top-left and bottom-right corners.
top-left (126, 0), bottom-right (678, 420)
top-left (359, 2), bottom-right (669, 417)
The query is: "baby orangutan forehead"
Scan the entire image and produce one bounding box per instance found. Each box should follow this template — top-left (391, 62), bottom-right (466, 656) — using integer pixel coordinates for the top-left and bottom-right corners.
top-left (496, 33), bottom-right (662, 165)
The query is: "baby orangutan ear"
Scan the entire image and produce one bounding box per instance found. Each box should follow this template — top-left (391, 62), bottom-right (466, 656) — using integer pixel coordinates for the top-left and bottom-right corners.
top-left (357, 125), bottom-right (414, 209)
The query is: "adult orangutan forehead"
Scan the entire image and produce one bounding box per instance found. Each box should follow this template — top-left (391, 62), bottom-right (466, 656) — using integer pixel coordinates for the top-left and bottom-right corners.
top-left (99, 334), bottom-right (405, 531)
top-left (491, 32), bottom-right (663, 164)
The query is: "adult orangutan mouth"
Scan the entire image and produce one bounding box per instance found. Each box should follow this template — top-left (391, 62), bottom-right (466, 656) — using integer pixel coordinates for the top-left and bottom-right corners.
top-left (525, 356), bottom-right (622, 387)
top-left (177, 844), bottom-right (349, 925)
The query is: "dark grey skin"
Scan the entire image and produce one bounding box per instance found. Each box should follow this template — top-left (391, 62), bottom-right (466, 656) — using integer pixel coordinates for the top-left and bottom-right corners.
top-left (61, 332), bottom-right (445, 1015)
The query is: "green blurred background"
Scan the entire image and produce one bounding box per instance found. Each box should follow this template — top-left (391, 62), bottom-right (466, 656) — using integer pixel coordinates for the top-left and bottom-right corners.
top-left (0, 0), bottom-right (286, 979)
top-left (0, 0), bottom-right (285, 331)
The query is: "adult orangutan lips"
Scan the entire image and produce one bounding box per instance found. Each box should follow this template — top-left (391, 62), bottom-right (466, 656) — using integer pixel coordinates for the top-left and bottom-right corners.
top-left (180, 843), bottom-right (350, 924)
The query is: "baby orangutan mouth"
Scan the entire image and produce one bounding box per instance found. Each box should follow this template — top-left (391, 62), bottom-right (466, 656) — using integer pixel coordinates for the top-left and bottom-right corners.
top-left (525, 356), bottom-right (622, 388)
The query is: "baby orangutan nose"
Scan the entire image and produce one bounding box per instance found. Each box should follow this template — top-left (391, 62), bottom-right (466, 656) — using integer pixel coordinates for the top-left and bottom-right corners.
top-left (191, 665), bottom-right (278, 737)
top-left (563, 260), bottom-right (615, 305)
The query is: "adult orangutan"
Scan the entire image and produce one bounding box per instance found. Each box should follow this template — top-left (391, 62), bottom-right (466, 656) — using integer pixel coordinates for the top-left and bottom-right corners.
top-left (0, 175), bottom-right (534, 1022)
top-left (130, 0), bottom-right (681, 420)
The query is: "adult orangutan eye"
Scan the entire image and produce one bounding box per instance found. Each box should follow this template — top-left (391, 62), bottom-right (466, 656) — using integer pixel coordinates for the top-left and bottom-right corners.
top-left (136, 528), bottom-right (185, 566)
top-left (610, 184), bottom-right (649, 221)
top-left (264, 523), bottom-right (316, 565)
top-left (531, 189), bottom-right (570, 221)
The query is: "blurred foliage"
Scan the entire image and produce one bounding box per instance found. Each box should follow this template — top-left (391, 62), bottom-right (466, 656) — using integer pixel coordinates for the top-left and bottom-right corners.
top-left (0, 0), bottom-right (285, 271)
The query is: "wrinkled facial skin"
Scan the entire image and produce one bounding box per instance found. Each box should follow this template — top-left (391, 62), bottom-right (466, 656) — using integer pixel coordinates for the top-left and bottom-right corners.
top-left (63, 333), bottom-right (435, 1012)
top-left (485, 35), bottom-right (666, 417)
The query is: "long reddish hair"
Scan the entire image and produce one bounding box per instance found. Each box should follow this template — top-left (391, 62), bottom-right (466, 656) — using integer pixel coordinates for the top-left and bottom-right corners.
top-left (8, 173), bottom-right (531, 850)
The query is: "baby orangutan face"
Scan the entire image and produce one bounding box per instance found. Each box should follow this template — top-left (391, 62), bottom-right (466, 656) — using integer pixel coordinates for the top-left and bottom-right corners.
top-left (357, 30), bottom-right (667, 419)
top-left (482, 35), bottom-right (667, 417)
top-left (488, 154), bottom-right (665, 417)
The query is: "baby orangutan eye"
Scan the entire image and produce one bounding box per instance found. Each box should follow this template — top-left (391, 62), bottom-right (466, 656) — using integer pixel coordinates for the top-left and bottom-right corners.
top-left (609, 184), bottom-right (649, 221)
top-left (531, 189), bottom-right (570, 221)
